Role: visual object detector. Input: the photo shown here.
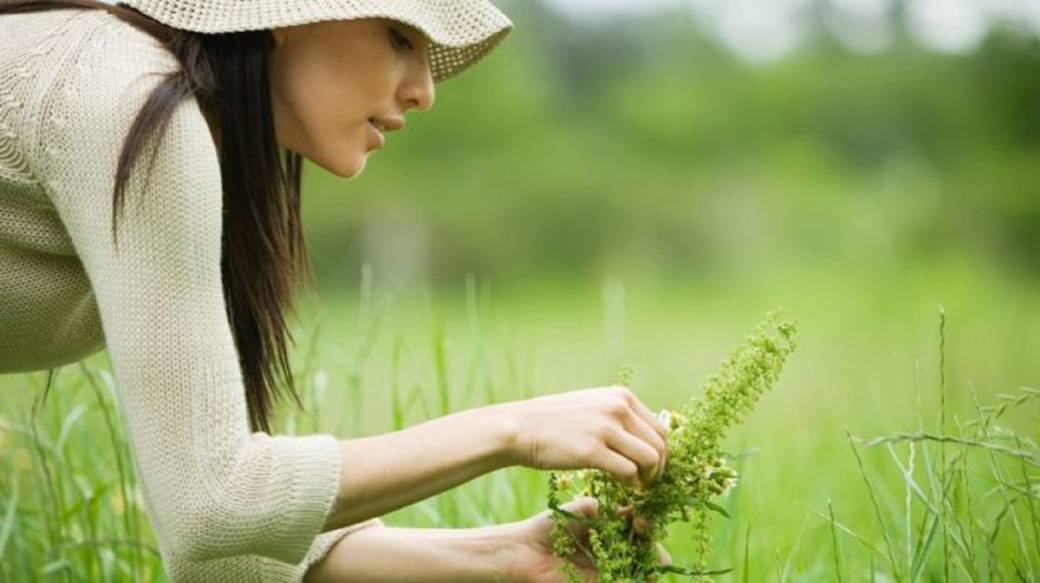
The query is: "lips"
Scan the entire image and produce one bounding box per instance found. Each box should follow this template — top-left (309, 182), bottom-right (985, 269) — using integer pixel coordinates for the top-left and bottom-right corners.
top-left (367, 120), bottom-right (385, 150)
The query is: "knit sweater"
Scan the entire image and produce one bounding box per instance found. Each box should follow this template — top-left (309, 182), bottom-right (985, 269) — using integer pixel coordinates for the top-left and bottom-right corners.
top-left (0, 8), bottom-right (383, 582)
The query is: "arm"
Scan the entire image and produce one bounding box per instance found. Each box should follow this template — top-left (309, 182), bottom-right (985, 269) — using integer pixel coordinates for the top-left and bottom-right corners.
top-left (32, 30), bottom-right (349, 567)
top-left (152, 518), bottom-right (386, 583)
top-left (321, 384), bottom-right (671, 531)
top-left (303, 523), bottom-right (522, 583)
top-left (321, 404), bottom-right (518, 531)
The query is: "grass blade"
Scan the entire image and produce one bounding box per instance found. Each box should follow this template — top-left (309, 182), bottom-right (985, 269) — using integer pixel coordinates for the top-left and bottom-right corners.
top-left (742, 521), bottom-right (751, 583)
top-left (848, 430), bottom-right (903, 582)
top-left (938, 306), bottom-right (949, 583)
top-left (0, 477), bottom-right (17, 561)
top-left (829, 499), bottom-right (844, 583)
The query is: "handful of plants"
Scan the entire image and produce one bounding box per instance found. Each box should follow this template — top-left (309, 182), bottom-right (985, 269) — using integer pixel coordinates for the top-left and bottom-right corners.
top-left (546, 311), bottom-right (798, 582)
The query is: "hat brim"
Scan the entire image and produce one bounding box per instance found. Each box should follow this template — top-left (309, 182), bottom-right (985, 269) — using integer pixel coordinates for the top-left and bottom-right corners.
top-left (123, 0), bottom-right (514, 82)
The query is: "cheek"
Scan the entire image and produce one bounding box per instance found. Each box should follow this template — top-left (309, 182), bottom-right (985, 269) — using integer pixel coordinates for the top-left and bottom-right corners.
top-left (291, 76), bottom-right (359, 141)
top-left (278, 45), bottom-right (367, 141)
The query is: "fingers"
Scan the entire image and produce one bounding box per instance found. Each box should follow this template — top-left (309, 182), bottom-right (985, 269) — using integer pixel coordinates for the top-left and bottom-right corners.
top-left (622, 389), bottom-right (670, 443)
top-left (603, 425), bottom-right (660, 488)
top-left (621, 408), bottom-right (669, 482)
top-left (562, 496), bottom-right (600, 537)
top-left (597, 446), bottom-right (642, 488)
top-left (614, 387), bottom-right (669, 482)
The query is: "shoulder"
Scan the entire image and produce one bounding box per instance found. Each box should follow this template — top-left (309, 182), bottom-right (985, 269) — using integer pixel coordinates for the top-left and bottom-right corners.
top-left (31, 8), bottom-right (215, 185)
top-left (5, 7), bottom-right (188, 166)
top-left (3, 7), bottom-right (181, 84)
top-left (42, 8), bottom-right (182, 112)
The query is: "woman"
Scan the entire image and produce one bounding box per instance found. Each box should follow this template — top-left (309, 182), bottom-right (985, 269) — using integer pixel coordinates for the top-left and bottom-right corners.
top-left (0, 0), bottom-right (672, 580)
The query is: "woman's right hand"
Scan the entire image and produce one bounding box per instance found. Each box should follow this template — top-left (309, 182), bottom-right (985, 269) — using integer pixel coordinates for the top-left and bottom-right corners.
top-left (493, 386), bottom-right (670, 489)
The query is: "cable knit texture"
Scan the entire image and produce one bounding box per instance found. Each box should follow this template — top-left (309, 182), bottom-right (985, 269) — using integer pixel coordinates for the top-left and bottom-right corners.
top-left (0, 8), bottom-right (383, 582)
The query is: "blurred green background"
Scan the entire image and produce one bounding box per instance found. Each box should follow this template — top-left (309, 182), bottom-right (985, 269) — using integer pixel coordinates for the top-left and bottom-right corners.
top-left (302, 0), bottom-right (1040, 295)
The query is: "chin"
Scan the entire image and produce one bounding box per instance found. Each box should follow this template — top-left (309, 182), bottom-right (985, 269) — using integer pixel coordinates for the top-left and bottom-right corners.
top-left (318, 152), bottom-right (367, 179)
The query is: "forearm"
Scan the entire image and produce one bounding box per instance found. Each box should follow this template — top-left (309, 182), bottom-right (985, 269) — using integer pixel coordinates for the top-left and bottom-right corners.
top-left (322, 405), bottom-right (517, 530)
top-left (303, 523), bottom-right (520, 583)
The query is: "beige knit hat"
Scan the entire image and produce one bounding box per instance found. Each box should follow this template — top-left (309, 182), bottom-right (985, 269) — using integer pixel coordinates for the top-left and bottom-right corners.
top-left (120, 0), bottom-right (514, 83)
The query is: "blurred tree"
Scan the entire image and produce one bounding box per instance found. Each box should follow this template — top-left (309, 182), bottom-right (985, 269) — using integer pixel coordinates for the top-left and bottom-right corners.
top-left (300, 0), bottom-right (1040, 288)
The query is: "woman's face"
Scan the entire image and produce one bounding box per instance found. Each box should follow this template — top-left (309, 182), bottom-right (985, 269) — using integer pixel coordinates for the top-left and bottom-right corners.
top-left (269, 18), bottom-right (436, 178)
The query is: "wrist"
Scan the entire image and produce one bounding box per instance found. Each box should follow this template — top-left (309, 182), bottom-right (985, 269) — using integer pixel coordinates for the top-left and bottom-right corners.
top-left (482, 523), bottom-right (529, 583)
top-left (470, 402), bottom-right (521, 468)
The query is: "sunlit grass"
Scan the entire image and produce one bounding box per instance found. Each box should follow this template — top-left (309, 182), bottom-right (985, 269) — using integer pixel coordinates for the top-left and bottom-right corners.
top-left (1, 265), bottom-right (1037, 581)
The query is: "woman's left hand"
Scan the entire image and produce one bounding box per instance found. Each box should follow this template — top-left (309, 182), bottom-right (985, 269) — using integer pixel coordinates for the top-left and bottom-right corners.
top-left (500, 496), bottom-right (672, 582)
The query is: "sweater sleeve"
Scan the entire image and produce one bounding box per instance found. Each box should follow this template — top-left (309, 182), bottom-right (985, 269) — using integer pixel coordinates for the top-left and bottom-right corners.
top-left (31, 18), bottom-right (381, 570)
top-left (161, 518), bottom-right (386, 583)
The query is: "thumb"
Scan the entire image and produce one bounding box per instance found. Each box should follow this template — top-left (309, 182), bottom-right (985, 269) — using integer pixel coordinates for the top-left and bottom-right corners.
top-left (561, 496), bottom-right (599, 519)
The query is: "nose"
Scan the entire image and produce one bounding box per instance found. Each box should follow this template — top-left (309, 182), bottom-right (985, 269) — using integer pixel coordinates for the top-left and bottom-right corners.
top-left (401, 58), bottom-right (435, 113)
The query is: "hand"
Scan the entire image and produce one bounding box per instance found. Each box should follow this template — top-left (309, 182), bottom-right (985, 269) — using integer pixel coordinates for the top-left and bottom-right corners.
top-left (501, 496), bottom-right (672, 583)
top-left (493, 386), bottom-right (670, 489)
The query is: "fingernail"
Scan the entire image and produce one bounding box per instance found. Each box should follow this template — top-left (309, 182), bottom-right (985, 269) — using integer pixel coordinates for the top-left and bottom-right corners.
top-left (657, 409), bottom-right (671, 429)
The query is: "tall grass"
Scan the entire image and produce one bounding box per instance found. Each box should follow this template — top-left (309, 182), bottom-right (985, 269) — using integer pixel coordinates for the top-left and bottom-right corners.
top-left (831, 309), bottom-right (1039, 582)
top-left (1, 273), bottom-right (1037, 581)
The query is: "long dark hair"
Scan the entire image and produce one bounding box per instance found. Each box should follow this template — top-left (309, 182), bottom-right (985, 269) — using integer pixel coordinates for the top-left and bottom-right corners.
top-left (0, 0), bottom-right (310, 433)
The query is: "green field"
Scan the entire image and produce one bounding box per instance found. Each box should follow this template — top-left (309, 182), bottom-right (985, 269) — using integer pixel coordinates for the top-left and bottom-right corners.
top-left (3, 1), bottom-right (1039, 579)
top-left (2, 263), bottom-right (1037, 581)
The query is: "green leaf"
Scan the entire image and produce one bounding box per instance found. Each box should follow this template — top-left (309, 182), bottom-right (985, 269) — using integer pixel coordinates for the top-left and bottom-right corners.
top-left (656, 564), bottom-right (733, 577)
top-left (704, 500), bottom-right (731, 518)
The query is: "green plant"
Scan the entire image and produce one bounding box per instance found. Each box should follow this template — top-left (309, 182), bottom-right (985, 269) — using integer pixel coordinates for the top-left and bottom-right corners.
top-left (546, 310), bottom-right (798, 582)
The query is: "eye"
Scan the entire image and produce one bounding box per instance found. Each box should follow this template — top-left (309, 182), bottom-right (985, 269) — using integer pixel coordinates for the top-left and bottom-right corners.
top-left (390, 27), bottom-right (413, 51)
